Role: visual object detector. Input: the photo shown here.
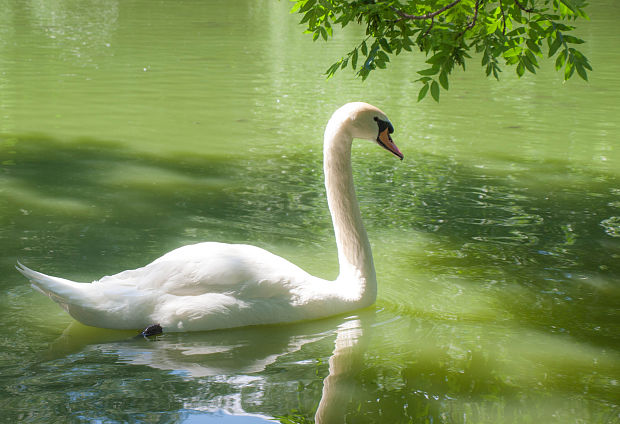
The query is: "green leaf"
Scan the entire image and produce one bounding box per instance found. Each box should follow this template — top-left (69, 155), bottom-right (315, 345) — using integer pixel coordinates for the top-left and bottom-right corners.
top-left (325, 61), bottom-right (340, 78)
top-left (430, 80), bottom-right (440, 102)
top-left (575, 62), bottom-right (588, 81)
top-left (503, 47), bottom-right (522, 58)
top-left (529, 21), bottom-right (545, 33)
top-left (516, 61), bottom-right (525, 77)
top-left (417, 83), bottom-right (429, 102)
top-left (559, 0), bottom-right (580, 15)
top-left (403, 36), bottom-right (414, 51)
top-left (377, 51), bottom-right (390, 63)
top-left (505, 55), bottom-right (520, 65)
top-left (555, 49), bottom-right (567, 70)
top-left (320, 26), bottom-right (328, 41)
top-left (525, 49), bottom-right (539, 68)
top-left (562, 35), bottom-right (585, 44)
top-left (481, 51), bottom-right (489, 66)
top-left (300, 9), bottom-right (314, 25)
top-left (298, 0), bottom-right (316, 14)
top-left (526, 39), bottom-right (541, 55)
top-left (426, 52), bottom-right (446, 65)
top-left (325, 22), bottom-right (333, 37)
top-left (318, 0), bottom-right (334, 12)
top-left (506, 27), bottom-right (526, 37)
top-left (351, 48), bottom-right (358, 69)
top-left (548, 36), bottom-right (563, 57)
top-left (439, 71), bottom-right (449, 90)
top-left (553, 23), bottom-right (574, 32)
top-left (564, 60), bottom-right (575, 80)
top-left (487, 20), bottom-right (499, 35)
top-left (290, 1), bottom-right (303, 14)
top-left (361, 40), bottom-right (368, 56)
top-left (522, 55), bottom-right (537, 73)
top-left (379, 38), bottom-right (392, 53)
top-left (417, 67), bottom-right (439, 76)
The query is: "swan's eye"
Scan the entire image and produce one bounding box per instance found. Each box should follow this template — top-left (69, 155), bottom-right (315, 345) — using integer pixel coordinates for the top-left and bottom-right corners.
top-left (374, 117), bottom-right (394, 134)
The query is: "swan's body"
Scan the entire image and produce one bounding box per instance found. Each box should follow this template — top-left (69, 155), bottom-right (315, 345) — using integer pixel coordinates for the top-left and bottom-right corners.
top-left (17, 102), bottom-right (402, 332)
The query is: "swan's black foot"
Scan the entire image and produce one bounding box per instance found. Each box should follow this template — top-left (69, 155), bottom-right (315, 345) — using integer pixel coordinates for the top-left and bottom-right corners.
top-left (138, 324), bottom-right (163, 340)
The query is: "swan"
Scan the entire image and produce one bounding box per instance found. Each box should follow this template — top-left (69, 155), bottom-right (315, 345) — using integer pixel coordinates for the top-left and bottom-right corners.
top-left (16, 102), bottom-right (403, 332)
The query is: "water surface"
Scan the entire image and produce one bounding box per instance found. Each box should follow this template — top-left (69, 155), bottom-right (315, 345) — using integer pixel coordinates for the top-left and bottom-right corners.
top-left (1, 0), bottom-right (619, 423)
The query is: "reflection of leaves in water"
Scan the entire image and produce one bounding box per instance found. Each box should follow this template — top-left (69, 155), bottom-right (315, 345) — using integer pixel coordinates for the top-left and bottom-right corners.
top-left (2, 348), bottom-right (198, 422)
top-left (280, 345), bottom-right (618, 424)
top-left (349, 350), bottom-right (508, 423)
top-left (371, 153), bottom-right (620, 350)
top-left (344, 350), bottom-right (619, 424)
top-left (277, 413), bottom-right (314, 424)
top-left (600, 216), bottom-right (620, 237)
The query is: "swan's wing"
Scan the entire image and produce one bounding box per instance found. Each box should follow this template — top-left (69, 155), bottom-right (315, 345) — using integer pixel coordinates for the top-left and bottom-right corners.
top-left (95, 242), bottom-right (312, 298)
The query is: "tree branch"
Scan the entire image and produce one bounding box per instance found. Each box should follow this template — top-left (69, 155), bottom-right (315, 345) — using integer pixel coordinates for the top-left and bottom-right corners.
top-left (457, 0), bottom-right (482, 38)
top-left (392, 0), bottom-right (462, 21)
top-left (514, 0), bottom-right (535, 13)
top-left (422, 17), bottom-right (435, 38)
top-left (499, 0), bottom-right (507, 35)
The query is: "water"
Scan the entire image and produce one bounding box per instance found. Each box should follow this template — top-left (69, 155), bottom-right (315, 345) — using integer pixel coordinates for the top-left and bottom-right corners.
top-left (1, 0), bottom-right (619, 422)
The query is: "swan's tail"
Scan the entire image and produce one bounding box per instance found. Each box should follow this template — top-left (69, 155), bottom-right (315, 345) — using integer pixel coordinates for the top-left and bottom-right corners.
top-left (16, 261), bottom-right (91, 308)
top-left (16, 261), bottom-right (147, 330)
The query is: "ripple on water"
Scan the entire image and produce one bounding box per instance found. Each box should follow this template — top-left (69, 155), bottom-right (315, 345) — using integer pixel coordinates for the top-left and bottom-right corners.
top-left (600, 216), bottom-right (620, 237)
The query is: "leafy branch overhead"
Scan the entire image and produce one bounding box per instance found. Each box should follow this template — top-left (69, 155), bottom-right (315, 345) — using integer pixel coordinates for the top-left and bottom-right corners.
top-left (290, 0), bottom-right (591, 101)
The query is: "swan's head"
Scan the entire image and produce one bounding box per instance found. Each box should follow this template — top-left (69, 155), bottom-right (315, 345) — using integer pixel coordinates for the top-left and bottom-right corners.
top-left (343, 102), bottom-right (403, 160)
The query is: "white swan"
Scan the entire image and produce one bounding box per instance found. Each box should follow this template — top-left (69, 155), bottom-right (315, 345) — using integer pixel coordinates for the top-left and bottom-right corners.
top-left (17, 102), bottom-right (402, 332)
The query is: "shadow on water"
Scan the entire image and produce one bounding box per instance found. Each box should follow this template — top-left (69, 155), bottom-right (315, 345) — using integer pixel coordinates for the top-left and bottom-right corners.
top-left (380, 156), bottom-right (620, 345)
top-left (0, 133), bottom-right (330, 274)
top-left (1, 134), bottom-right (619, 423)
top-left (2, 133), bottom-right (619, 337)
top-left (400, 158), bottom-right (620, 350)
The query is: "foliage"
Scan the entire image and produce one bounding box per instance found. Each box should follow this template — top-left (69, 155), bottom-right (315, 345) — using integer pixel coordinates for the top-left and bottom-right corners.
top-left (290, 0), bottom-right (591, 101)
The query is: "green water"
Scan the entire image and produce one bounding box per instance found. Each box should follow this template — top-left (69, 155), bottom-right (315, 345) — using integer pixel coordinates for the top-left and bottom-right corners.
top-left (1, 0), bottom-right (619, 422)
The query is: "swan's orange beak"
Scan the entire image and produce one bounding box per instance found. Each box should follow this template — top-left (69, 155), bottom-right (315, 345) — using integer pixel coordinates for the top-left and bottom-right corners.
top-left (378, 128), bottom-right (403, 160)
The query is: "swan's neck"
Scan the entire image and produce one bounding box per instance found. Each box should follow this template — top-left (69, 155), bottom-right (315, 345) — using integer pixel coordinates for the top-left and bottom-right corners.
top-left (323, 115), bottom-right (377, 305)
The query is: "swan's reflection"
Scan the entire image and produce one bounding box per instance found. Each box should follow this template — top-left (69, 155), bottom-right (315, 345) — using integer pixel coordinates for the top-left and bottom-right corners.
top-left (50, 319), bottom-right (332, 376)
top-left (315, 318), bottom-right (364, 424)
top-left (49, 315), bottom-right (367, 422)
